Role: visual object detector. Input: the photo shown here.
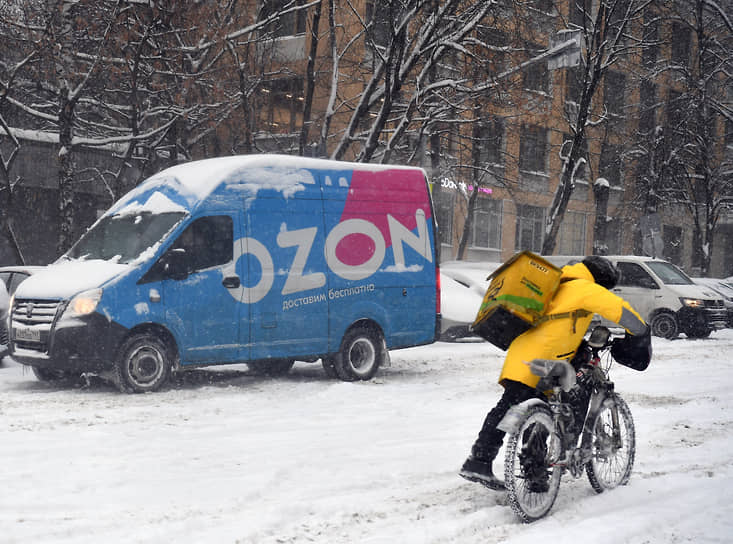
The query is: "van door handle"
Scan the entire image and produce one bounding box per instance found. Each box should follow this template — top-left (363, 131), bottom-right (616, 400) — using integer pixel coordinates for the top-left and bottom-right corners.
top-left (222, 276), bottom-right (241, 289)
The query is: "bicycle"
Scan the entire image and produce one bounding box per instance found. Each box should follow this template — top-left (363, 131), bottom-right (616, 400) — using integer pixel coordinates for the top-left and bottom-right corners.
top-left (496, 326), bottom-right (636, 522)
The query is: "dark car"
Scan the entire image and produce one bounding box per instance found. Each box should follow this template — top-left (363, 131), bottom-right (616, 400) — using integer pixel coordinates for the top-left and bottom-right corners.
top-left (0, 266), bottom-right (44, 360)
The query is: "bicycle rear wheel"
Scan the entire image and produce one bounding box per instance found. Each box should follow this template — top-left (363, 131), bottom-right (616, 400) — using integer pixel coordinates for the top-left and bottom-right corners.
top-left (504, 403), bottom-right (563, 522)
top-left (586, 393), bottom-right (635, 493)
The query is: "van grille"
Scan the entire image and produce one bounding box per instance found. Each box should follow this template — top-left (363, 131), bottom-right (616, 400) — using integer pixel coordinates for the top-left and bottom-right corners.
top-left (12, 299), bottom-right (63, 326)
top-left (11, 299), bottom-right (63, 352)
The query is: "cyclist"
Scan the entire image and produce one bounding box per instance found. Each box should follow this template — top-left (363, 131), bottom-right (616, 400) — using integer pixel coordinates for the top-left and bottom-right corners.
top-left (460, 256), bottom-right (651, 491)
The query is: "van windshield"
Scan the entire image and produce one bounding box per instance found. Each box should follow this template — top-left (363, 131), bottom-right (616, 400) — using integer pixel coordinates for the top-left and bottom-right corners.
top-left (646, 261), bottom-right (694, 285)
top-left (66, 212), bottom-right (186, 264)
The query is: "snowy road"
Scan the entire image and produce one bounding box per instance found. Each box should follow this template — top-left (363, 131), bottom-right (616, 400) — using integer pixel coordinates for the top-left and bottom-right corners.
top-left (2, 330), bottom-right (732, 543)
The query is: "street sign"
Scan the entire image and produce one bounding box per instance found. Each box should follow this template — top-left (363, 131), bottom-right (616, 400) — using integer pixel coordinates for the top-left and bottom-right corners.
top-left (548, 29), bottom-right (582, 70)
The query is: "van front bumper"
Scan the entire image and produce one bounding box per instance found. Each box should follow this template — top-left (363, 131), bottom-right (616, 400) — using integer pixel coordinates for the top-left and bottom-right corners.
top-left (677, 305), bottom-right (728, 335)
top-left (10, 310), bottom-right (128, 373)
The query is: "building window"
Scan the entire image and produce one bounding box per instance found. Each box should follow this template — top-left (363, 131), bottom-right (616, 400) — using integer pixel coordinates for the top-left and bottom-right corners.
top-left (366, 0), bottom-right (392, 48)
top-left (599, 141), bottom-right (623, 188)
top-left (260, 77), bottom-right (304, 133)
top-left (570, 0), bottom-right (591, 27)
top-left (519, 124), bottom-right (548, 174)
top-left (434, 189), bottom-right (455, 247)
top-left (261, 0), bottom-right (307, 38)
top-left (670, 22), bottom-right (691, 66)
top-left (566, 67), bottom-right (584, 104)
top-left (477, 117), bottom-right (505, 166)
top-left (665, 89), bottom-right (686, 147)
top-left (639, 80), bottom-right (657, 134)
top-left (642, 15), bottom-right (659, 69)
top-left (523, 42), bottom-right (550, 93)
top-left (558, 211), bottom-right (587, 255)
top-left (606, 217), bottom-right (622, 254)
top-left (515, 204), bottom-right (544, 252)
top-left (478, 28), bottom-right (509, 77)
top-left (471, 197), bottom-right (502, 249)
top-left (604, 70), bottom-right (626, 118)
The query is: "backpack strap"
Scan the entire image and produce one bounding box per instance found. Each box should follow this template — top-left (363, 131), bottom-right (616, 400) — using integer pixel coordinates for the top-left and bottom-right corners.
top-left (537, 309), bottom-right (593, 333)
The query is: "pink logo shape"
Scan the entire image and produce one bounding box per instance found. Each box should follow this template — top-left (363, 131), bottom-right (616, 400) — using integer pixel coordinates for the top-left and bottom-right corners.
top-left (336, 169), bottom-right (432, 266)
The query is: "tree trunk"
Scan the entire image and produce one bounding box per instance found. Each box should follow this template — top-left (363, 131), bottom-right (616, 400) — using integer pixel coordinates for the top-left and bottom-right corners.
top-left (592, 179), bottom-right (609, 255)
top-left (299, 0), bottom-right (322, 156)
top-left (457, 184), bottom-right (479, 260)
top-left (56, 93), bottom-right (75, 256)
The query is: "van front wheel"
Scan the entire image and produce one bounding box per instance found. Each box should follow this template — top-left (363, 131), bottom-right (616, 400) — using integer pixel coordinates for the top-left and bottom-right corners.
top-left (115, 334), bottom-right (171, 393)
top-left (650, 312), bottom-right (678, 339)
top-left (333, 326), bottom-right (385, 382)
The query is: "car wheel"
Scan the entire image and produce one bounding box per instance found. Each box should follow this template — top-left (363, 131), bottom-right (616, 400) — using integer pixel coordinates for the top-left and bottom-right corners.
top-left (650, 312), bottom-right (678, 339)
top-left (115, 333), bottom-right (172, 393)
top-left (333, 325), bottom-right (385, 381)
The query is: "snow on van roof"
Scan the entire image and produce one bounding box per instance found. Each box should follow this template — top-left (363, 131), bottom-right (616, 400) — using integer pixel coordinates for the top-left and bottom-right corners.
top-left (111, 155), bottom-right (425, 215)
top-left (114, 191), bottom-right (188, 216)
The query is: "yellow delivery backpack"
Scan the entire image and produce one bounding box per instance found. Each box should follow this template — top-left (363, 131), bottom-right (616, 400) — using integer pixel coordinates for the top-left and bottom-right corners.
top-left (470, 251), bottom-right (563, 350)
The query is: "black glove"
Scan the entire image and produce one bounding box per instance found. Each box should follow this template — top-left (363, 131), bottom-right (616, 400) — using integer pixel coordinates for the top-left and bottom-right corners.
top-left (611, 326), bottom-right (652, 371)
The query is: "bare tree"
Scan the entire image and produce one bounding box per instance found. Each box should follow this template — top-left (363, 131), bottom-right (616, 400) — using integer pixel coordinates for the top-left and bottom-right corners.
top-left (632, 0), bottom-right (733, 274)
top-left (541, 0), bottom-right (651, 256)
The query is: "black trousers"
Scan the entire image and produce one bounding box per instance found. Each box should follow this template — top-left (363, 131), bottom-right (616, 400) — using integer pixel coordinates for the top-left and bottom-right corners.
top-left (471, 379), bottom-right (541, 461)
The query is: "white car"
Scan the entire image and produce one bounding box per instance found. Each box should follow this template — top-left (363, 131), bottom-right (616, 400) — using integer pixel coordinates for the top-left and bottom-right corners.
top-left (439, 260), bottom-right (499, 341)
top-left (0, 280), bottom-right (8, 359)
top-left (0, 265), bottom-right (44, 360)
top-left (545, 255), bottom-right (727, 339)
top-left (693, 277), bottom-right (733, 328)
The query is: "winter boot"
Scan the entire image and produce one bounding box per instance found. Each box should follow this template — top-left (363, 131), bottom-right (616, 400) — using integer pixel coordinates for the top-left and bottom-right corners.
top-left (459, 455), bottom-right (505, 491)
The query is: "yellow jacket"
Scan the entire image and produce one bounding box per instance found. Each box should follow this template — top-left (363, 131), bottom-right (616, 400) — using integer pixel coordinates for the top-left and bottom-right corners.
top-left (498, 262), bottom-right (646, 388)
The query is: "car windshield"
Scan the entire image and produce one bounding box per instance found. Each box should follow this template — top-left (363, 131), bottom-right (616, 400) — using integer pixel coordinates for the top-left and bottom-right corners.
top-left (647, 261), bottom-right (694, 285)
top-left (66, 212), bottom-right (186, 264)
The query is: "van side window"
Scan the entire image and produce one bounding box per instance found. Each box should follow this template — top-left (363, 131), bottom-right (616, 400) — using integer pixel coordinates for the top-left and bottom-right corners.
top-left (617, 262), bottom-right (659, 289)
top-left (173, 216), bottom-right (233, 272)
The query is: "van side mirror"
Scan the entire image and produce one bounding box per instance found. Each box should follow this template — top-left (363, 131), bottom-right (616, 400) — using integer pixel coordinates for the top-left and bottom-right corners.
top-left (163, 248), bottom-right (189, 281)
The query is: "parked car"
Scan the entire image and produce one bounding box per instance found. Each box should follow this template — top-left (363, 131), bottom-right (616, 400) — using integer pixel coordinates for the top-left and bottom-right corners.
top-left (0, 280), bottom-right (8, 359)
top-left (439, 260), bottom-right (499, 341)
top-left (545, 255), bottom-right (728, 339)
top-left (693, 277), bottom-right (733, 328)
top-left (0, 265), bottom-right (44, 295)
top-left (0, 265), bottom-right (43, 360)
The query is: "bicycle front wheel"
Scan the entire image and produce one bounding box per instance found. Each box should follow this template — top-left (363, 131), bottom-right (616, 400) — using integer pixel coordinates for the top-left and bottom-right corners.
top-left (504, 403), bottom-right (563, 523)
top-left (586, 393), bottom-right (636, 493)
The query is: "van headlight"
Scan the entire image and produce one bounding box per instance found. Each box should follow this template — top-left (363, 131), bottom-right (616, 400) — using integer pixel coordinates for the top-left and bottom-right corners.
top-left (66, 289), bottom-right (103, 317)
top-left (680, 297), bottom-right (703, 308)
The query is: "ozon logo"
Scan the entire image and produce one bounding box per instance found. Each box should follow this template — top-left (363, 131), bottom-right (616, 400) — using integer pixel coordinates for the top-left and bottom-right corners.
top-left (226, 209), bottom-right (432, 304)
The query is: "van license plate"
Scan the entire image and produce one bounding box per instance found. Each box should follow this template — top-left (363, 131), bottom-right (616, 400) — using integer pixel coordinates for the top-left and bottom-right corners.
top-left (14, 327), bottom-right (41, 342)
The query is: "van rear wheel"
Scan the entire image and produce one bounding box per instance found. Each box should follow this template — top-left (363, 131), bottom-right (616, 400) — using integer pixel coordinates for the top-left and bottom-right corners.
top-left (333, 325), bottom-right (385, 381)
top-left (115, 333), bottom-right (171, 393)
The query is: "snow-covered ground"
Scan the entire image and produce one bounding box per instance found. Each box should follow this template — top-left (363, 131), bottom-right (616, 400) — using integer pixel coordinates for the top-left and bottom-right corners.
top-left (2, 330), bottom-right (732, 543)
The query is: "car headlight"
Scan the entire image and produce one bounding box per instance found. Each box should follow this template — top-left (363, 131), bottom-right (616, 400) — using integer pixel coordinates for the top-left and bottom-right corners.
top-left (680, 297), bottom-right (703, 308)
top-left (66, 289), bottom-right (103, 317)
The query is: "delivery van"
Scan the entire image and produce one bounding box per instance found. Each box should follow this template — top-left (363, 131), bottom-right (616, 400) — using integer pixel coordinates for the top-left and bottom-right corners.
top-left (9, 155), bottom-right (441, 392)
top-left (545, 255), bottom-right (727, 339)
